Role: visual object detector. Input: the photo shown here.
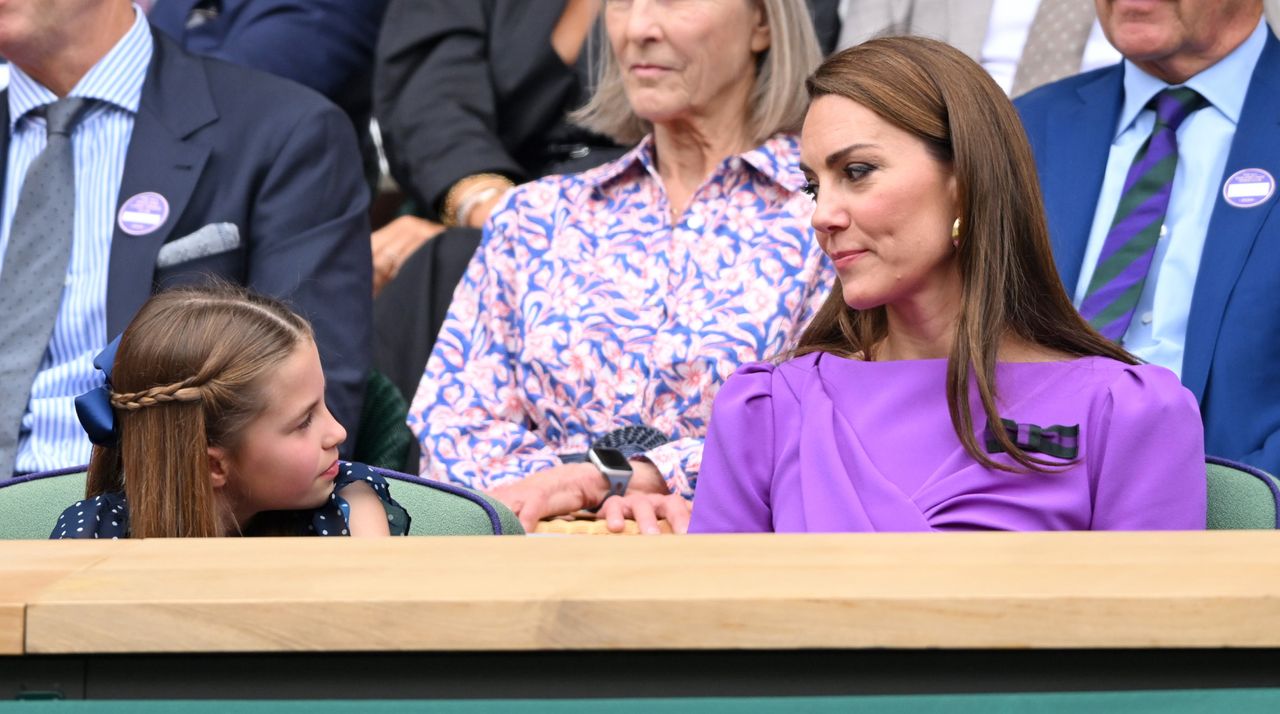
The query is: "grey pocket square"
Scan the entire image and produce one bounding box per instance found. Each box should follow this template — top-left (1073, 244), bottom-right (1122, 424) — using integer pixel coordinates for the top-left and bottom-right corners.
top-left (155, 223), bottom-right (241, 269)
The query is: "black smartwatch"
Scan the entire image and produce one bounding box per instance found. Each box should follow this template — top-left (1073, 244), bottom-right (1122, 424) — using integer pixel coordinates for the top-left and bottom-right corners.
top-left (588, 446), bottom-right (633, 500)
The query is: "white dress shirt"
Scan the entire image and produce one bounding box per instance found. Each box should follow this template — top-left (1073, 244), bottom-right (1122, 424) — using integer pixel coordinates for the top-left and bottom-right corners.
top-left (982, 0), bottom-right (1122, 95)
top-left (0, 8), bottom-right (152, 473)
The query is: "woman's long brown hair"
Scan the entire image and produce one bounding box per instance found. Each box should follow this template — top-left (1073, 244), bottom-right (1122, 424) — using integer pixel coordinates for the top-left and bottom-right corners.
top-left (795, 36), bottom-right (1137, 471)
top-left (86, 282), bottom-right (313, 537)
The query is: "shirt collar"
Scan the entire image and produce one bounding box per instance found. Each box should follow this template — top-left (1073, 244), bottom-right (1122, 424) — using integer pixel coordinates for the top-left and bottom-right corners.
top-left (581, 132), bottom-right (807, 193)
top-left (8, 5), bottom-right (153, 130)
top-left (1115, 18), bottom-right (1268, 139)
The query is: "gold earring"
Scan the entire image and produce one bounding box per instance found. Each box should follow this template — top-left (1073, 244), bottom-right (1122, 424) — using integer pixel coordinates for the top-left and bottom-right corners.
top-left (951, 218), bottom-right (961, 247)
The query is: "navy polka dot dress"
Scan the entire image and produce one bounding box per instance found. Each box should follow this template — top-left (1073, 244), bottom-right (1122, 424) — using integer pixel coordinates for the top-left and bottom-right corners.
top-left (50, 462), bottom-right (410, 538)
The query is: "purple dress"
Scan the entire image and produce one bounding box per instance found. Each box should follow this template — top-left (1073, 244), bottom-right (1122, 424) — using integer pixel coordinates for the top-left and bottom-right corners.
top-left (689, 353), bottom-right (1206, 533)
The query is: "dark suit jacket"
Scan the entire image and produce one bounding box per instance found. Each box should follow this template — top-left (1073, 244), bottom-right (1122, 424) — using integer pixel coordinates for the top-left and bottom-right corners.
top-left (808, 0), bottom-right (841, 55)
top-left (374, 0), bottom-right (624, 219)
top-left (0, 31), bottom-right (373, 448)
top-left (1016, 32), bottom-right (1280, 474)
top-left (148, 0), bottom-right (387, 125)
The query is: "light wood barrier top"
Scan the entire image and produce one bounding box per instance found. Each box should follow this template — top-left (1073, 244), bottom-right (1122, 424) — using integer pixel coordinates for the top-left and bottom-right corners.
top-left (0, 542), bottom-right (119, 655)
top-left (4, 531), bottom-right (1280, 655)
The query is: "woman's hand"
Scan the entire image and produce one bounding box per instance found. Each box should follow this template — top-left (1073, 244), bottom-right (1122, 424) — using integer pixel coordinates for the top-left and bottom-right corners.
top-left (605, 460), bottom-right (689, 533)
top-left (371, 215), bottom-right (445, 295)
top-left (486, 463), bottom-right (604, 533)
top-left (599, 492), bottom-right (691, 534)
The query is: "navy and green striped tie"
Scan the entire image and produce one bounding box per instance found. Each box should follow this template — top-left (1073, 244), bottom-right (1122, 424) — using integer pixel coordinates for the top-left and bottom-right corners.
top-left (1079, 87), bottom-right (1207, 342)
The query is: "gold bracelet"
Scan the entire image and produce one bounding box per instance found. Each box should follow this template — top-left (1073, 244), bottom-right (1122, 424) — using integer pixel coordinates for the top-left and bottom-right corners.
top-left (441, 173), bottom-right (514, 228)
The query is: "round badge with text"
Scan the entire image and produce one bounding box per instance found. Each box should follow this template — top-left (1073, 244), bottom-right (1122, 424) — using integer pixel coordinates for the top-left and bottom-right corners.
top-left (1222, 168), bottom-right (1276, 209)
top-left (117, 192), bottom-right (170, 235)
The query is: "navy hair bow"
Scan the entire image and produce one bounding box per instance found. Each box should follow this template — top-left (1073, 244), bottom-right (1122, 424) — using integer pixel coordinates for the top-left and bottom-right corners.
top-left (74, 334), bottom-right (123, 448)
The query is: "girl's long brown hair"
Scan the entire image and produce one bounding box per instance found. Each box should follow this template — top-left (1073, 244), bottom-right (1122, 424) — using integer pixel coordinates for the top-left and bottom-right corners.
top-left (795, 36), bottom-right (1136, 471)
top-left (86, 282), bottom-right (313, 537)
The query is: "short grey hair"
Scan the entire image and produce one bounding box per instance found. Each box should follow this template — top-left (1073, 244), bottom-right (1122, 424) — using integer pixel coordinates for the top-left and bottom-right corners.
top-left (572, 0), bottom-right (824, 146)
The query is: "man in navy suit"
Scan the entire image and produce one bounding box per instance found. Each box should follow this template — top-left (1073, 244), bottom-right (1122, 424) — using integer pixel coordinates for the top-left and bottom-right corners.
top-left (0, 0), bottom-right (370, 476)
top-left (1017, 0), bottom-right (1280, 474)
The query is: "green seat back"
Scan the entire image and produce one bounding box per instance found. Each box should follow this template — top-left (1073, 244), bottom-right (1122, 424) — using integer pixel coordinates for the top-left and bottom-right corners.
top-left (378, 470), bottom-right (524, 536)
top-left (353, 370), bottom-right (414, 471)
top-left (0, 469), bottom-right (87, 540)
top-left (0, 469), bottom-right (523, 539)
top-left (14, 456), bottom-right (1270, 537)
top-left (1206, 456), bottom-right (1280, 530)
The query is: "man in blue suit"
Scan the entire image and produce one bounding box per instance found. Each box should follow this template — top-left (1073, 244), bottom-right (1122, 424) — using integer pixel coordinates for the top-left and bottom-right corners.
top-left (0, 0), bottom-right (370, 477)
top-left (1017, 0), bottom-right (1280, 474)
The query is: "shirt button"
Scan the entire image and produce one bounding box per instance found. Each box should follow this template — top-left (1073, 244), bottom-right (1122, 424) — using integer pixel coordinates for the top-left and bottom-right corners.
top-left (1159, 224), bottom-right (1168, 238)
top-left (1141, 311), bottom-right (1154, 325)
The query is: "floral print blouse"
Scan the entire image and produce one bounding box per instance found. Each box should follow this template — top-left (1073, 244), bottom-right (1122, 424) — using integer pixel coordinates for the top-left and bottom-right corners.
top-left (409, 133), bottom-right (833, 498)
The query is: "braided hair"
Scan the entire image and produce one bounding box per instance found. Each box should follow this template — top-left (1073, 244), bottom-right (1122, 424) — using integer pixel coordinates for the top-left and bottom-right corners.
top-left (86, 281), bottom-right (313, 538)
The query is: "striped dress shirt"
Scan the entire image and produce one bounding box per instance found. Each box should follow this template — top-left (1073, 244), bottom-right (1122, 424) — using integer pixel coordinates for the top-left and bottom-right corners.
top-left (0, 8), bottom-right (153, 474)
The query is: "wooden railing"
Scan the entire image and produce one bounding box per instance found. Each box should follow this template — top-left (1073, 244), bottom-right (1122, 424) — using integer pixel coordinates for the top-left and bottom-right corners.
top-left (4, 531), bottom-right (1280, 655)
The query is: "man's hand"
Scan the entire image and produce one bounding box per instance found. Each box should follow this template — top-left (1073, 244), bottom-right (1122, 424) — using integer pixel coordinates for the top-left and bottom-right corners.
top-left (371, 215), bottom-right (445, 295)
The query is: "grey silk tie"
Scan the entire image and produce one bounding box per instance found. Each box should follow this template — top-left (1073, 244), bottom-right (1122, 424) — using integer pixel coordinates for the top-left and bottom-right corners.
top-left (1011, 0), bottom-right (1098, 97)
top-left (0, 96), bottom-right (92, 478)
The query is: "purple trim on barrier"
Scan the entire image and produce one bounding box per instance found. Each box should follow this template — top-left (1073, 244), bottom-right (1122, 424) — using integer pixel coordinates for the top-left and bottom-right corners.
top-left (1207, 454), bottom-right (1280, 529)
top-left (370, 466), bottom-right (507, 535)
top-left (0, 464), bottom-right (89, 489)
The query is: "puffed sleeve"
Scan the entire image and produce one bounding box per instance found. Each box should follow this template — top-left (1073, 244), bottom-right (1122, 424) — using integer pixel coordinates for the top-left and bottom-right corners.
top-left (688, 362), bottom-right (778, 533)
top-left (321, 462), bottom-right (412, 536)
top-left (49, 492), bottom-right (129, 540)
top-left (1089, 365), bottom-right (1206, 530)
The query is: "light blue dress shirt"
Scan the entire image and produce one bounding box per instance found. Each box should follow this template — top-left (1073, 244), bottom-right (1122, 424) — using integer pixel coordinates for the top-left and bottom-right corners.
top-left (1073, 20), bottom-right (1269, 379)
top-left (0, 8), bottom-right (153, 474)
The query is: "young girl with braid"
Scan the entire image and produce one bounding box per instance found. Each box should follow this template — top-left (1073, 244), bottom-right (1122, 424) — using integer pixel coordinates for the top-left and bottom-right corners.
top-left (51, 284), bottom-right (408, 539)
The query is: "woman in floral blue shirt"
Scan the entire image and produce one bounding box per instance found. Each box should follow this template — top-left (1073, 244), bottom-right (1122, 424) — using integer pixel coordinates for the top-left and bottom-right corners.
top-left (410, 0), bottom-right (833, 533)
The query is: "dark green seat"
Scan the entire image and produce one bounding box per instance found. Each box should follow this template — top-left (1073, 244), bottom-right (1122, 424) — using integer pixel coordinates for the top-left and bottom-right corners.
top-left (352, 370), bottom-right (414, 471)
top-left (1205, 455), bottom-right (1280, 530)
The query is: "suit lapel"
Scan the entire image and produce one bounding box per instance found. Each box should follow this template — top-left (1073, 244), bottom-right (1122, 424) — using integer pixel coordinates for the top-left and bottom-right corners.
top-left (106, 31), bottom-right (215, 335)
top-left (1043, 67), bottom-right (1124, 291)
top-left (1181, 34), bottom-right (1280, 402)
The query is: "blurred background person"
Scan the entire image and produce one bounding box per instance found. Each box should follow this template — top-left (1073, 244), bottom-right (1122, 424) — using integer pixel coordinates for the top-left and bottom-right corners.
top-left (371, 0), bottom-right (626, 402)
top-left (838, 0), bottom-right (1121, 95)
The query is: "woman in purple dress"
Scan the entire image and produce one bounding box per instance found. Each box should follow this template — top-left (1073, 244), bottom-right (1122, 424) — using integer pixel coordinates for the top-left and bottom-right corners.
top-left (689, 37), bottom-right (1207, 534)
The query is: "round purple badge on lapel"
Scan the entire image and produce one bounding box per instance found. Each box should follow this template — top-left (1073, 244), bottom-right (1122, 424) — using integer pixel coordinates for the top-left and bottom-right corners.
top-left (1222, 169), bottom-right (1275, 208)
top-left (117, 192), bottom-right (170, 235)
